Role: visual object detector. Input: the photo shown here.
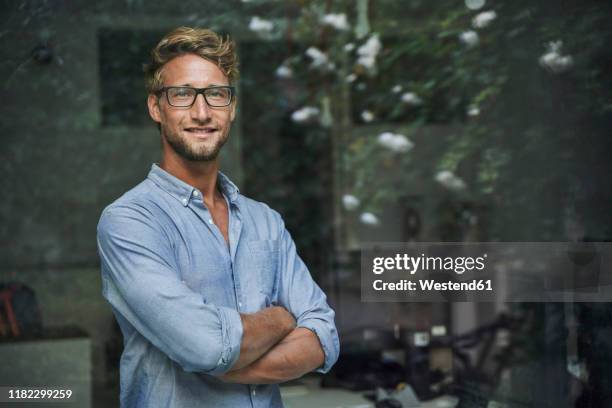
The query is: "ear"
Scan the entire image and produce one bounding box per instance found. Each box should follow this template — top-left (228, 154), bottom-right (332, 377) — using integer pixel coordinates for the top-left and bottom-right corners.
top-left (147, 93), bottom-right (162, 124)
top-left (229, 97), bottom-right (237, 122)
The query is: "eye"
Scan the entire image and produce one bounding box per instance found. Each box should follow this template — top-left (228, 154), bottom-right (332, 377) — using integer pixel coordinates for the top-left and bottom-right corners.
top-left (172, 88), bottom-right (193, 98)
top-left (207, 88), bottom-right (229, 98)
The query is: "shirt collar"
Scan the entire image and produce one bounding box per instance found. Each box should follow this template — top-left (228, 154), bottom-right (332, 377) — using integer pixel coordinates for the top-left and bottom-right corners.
top-left (147, 163), bottom-right (240, 207)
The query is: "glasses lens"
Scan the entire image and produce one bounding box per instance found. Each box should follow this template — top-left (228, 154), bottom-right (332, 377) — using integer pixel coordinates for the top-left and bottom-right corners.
top-left (205, 87), bottom-right (232, 106)
top-left (167, 87), bottom-right (196, 106)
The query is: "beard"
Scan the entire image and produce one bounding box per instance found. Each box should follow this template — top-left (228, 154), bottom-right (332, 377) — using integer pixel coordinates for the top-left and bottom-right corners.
top-left (161, 122), bottom-right (229, 162)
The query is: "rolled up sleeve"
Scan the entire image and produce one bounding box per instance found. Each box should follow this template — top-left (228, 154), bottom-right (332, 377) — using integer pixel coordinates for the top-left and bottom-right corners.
top-left (275, 214), bottom-right (340, 373)
top-left (297, 317), bottom-right (340, 373)
top-left (212, 304), bottom-right (243, 374)
top-left (97, 204), bottom-right (243, 375)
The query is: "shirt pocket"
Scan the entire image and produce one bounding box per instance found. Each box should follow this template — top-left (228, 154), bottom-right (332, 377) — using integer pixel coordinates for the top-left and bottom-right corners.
top-left (248, 240), bottom-right (280, 298)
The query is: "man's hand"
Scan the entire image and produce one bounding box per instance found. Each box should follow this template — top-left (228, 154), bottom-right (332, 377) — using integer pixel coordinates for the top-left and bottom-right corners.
top-left (219, 327), bottom-right (325, 384)
top-left (230, 306), bottom-right (296, 371)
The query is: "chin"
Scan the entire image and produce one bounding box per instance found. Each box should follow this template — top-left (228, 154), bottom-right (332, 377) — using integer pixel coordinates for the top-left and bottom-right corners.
top-left (188, 144), bottom-right (225, 161)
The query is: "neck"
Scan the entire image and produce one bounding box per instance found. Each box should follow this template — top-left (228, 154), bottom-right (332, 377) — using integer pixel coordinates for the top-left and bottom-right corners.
top-left (160, 150), bottom-right (222, 205)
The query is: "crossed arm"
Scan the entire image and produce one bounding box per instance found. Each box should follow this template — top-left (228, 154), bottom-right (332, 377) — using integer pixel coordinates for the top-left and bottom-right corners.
top-left (221, 307), bottom-right (325, 384)
top-left (97, 206), bottom-right (335, 384)
top-left (218, 218), bottom-right (332, 383)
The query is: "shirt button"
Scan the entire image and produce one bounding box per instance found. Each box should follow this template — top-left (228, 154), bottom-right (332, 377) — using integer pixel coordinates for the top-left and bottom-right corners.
top-left (193, 191), bottom-right (199, 197)
top-left (238, 302), bottom-right (242, 308)
top-left (182, 198), bottom-right (188, 205)
top-left (252, 388), bottom-right (256, 396)
top-left (208, 219), bottom-right (213, 224)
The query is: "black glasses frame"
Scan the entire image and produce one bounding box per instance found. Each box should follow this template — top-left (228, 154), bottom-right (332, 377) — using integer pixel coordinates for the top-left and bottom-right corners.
top-left (157, 85), bottom-right (235, 108)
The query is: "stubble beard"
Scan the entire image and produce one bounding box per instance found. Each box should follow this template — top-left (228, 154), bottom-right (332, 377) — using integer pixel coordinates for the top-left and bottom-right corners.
top-left (161, 123), bottom-right (229, 162)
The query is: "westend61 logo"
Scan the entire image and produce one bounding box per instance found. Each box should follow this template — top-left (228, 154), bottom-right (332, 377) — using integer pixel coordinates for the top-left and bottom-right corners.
top-left (372, 253), bottom-right (488, 275)
top-left (362, 242), bottom-right (612, 302)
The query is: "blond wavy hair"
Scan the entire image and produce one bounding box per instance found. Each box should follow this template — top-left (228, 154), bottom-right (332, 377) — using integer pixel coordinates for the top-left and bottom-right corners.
top-left (143, 26), bottom-right (239, 93)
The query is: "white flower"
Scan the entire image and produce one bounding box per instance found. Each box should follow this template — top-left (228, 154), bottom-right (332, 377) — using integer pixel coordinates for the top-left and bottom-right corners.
top-left (391, 84), bottom-right (403, 94)
top-left (361, 110), bottom-right (374, 122)
top-left (389, 134), bottom-right (413, 153)
top-left (358, 55), bottom-right (376, 69)
top-left (539, 41), bottom-right (573, 73)
top-left (346, 73), bottom-right (357, 83)
top-left (291, 106), bottom-right (320, 123)
top-left (342, 194), bottom-right (360, 211)
top-left (465, 0), bottom-right (486, 11)
top-left (400, 92), bottom-right (423, 106)
top-left (249, 16), bottom-right (273, 33)
top-left (542, 54), bottom-right (573, 73)
top-left (377, 132), bottom-right (414, 153)
top-left (472, 10), bottom-right (497, 29)
top-left (360, 212), bottom-right (380, 226)
top-left (275, 65), bottom-right (293, 79)
top-left (344, 42), bottom-right (355, 52)
top-left (548, 40), bottom-right (563, 54)
top-left (435, 170), bottom-right (466, 191)
top-left (305, 46), bottom-right (331, 69)
top-left (378, 132), bottom-right (395, 144)
top-left (459, 30), bottom-right (479, 48)
top-left (357, 34), bottom-right (382, 69)
top-left (322, 13), bottom-right (349, 31)
top-left (467, 105), bottom-right (480, 116)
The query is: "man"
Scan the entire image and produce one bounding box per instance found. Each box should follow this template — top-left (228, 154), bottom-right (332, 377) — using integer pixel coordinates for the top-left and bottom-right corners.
top-left (97, 26), bottom-right (339, 407)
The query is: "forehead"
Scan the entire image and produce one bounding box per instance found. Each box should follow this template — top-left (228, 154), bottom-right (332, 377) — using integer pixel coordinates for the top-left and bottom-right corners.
top-left (161, 53), bottom-right (229, 86)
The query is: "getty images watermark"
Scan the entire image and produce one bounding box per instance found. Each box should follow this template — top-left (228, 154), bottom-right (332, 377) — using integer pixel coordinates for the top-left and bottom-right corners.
top-left (361, 242), bottom-right (612, 302)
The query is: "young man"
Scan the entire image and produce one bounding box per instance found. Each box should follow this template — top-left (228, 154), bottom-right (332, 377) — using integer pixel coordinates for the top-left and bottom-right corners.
top-left (97, 27), bottom-right (339, 407)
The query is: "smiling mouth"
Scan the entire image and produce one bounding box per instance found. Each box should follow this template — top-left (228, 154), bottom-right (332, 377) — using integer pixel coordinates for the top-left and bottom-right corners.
top-left (185, 127), bottom-right (218, 137)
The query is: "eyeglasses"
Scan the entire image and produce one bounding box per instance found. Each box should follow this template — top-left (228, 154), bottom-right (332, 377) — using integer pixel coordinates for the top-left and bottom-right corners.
top-left (157, 86), bottom-right (235, 108)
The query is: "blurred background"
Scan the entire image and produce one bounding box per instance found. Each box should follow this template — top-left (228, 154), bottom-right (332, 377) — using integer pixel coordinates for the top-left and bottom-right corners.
top-left (1, 0), bottom-right (611, 406)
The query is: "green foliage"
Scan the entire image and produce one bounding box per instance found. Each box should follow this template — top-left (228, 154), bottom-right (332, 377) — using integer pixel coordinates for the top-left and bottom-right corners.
top-left (263, 0), bottom-right (611, 240)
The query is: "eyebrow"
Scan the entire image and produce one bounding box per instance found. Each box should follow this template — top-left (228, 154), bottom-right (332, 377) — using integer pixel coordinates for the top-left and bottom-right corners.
top-left (173, 83), bottom-right (229, 87)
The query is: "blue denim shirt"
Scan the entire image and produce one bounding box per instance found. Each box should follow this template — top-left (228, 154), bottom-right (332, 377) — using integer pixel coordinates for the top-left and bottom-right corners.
top-left (97, 164), bottom-right (339, 408)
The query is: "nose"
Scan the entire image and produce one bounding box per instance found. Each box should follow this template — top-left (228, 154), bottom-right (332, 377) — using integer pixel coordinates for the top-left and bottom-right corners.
top-left (190, 93), bottom-right (211, 122)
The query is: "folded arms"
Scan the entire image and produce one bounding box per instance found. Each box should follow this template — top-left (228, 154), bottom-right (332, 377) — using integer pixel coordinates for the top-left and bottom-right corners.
top-left (97, 205), bottom-right (337, 384)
